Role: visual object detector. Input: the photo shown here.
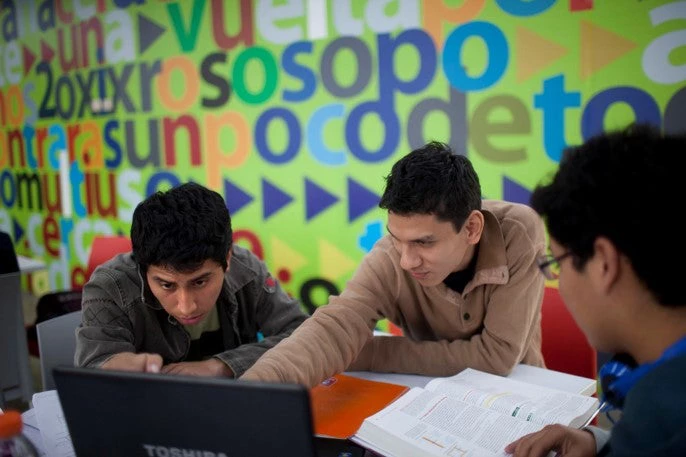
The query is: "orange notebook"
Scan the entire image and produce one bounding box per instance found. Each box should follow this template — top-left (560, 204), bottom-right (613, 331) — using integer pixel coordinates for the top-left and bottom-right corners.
top-left (309, 374), bottom-right (408, 439)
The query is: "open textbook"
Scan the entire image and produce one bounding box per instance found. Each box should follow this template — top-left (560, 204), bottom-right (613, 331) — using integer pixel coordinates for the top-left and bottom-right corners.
top-left (349, 368), bottom-right (599, 457)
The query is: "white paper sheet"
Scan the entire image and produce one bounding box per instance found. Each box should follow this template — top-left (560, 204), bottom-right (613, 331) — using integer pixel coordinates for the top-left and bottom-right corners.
top-left (21, 409), bottom-right (47, 457)
top-left (32, 391), bottom-right (75, 457)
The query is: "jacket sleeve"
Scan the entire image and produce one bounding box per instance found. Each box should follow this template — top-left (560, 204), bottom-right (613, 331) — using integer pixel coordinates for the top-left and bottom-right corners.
top-left (240, 246), bottom-right (398, 387)
top-left (74, 270), bottom-right (138, 368)
top-left (213, 260), bottom-right (309, 377)
top-left (584, 426), bottom-right (609, 454)
top-left (351, 218), bottom-right (546, 376)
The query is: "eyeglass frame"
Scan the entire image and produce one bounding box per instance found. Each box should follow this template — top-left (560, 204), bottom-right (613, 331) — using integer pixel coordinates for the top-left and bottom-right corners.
top-left (537, 252), bottom-right (572, 280)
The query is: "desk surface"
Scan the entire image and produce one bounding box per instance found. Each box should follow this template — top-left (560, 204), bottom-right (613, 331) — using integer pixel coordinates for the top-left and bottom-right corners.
top-left (21, 365), bottom-right (597, 457)
top-left (348, 363), bottom-right (597, 396)
top-left (17, 255), bottom-right (47, 273)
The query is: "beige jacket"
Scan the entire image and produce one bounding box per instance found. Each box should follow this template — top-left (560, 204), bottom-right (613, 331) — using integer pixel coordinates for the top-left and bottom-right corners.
top-left (242, 200), bottom-right (546, 387)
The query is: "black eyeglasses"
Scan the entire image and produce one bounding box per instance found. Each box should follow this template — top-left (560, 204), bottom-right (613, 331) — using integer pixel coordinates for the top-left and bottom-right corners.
top-left (537, 252), bottom-right (572, 280)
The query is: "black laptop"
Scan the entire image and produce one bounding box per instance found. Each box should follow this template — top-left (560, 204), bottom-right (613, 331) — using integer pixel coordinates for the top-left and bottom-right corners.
top-left (53, 366), bottom-right (365, 457)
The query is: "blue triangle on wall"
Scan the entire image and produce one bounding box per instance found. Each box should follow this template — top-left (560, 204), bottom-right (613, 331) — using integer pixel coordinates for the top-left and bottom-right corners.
top-left (502, 176), bottom-right (532, 206)
top-left (223, 179), bottom-right (253, 215)
top-left (13, 218), bottom-right (24, 242)
top-left (348, 178), bottom-right (380, 222)
top-left (262, 179), bottom-right (293, 220)
top-left (305, 178), bottom-right (339, 221)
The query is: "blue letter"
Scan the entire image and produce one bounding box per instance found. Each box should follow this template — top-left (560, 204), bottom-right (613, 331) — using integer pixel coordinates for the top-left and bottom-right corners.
top-left (0, 171), bottom-right (16, 207)
top-left (59, 218), bottom-right (74, 247)
top-left (70, 161), bottom-right (87, 217)
top-left (443, 22), bottom-right (508, 92)
top-left (23, 125), bottom-right (37, 169)
top-left (104, 120), bottom-right (123, 169)
top-left (582, 87), bottom-right (661, 140)
top-left (496, 0), bottom-right (555, 16)
top-left (47, 124), bottom-right (67, 170)
top-left (255, 108), bottom-right (301, 164)
top-left (307, 103), bottom-right (346, 166)
top-left (282, 41), bottom-right (316, 102)
top-left (534, 75), bottom-right (581, 162)
top-left (146, 171), bottom-right (181, 197)
top-left (346, 98), bottom-right (399, 163)
top-left (378, 29), bottom-right (436, 100)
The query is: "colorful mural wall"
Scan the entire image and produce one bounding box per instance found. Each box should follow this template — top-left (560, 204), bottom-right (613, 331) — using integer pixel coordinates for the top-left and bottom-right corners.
top-left (1, 0), bottom-right (684, 317)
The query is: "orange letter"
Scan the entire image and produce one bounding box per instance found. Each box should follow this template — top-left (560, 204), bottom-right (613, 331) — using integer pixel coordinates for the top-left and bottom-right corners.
top-left (205, 111), bottom-right (250, 190)
top-left (423, 0), bottom-right (485, 49)
top-left (157, 56), bottom-right (199, 111)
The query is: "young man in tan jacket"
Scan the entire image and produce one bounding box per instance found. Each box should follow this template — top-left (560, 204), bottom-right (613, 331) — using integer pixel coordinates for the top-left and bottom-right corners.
top-left (242, 142), bottom-right (546, 387)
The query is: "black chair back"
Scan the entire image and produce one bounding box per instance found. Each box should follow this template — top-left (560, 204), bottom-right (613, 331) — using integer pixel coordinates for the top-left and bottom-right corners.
top-left (0, 231), bottom-right (19, 275)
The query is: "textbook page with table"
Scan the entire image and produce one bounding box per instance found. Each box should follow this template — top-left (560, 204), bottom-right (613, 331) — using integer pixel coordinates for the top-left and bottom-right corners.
top-left (348, 368), bottom-right (599, 457)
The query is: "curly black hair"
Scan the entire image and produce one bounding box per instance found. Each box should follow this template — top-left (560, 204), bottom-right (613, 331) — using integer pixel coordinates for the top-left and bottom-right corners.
top-left (531, 124), bottom-right (686, 307)
top-left (130, 182), bottom-right (233, 272)
top-left (379, 141), bottom-right (481, 232)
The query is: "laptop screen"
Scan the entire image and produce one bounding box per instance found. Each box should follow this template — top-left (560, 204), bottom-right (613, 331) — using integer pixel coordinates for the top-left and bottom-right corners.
top-left (53, 367), bottom-right (318, 457)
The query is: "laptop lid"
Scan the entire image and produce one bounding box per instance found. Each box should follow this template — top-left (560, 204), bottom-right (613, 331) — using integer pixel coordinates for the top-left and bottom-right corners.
top-left (53, 366), bottom-right (318, 457)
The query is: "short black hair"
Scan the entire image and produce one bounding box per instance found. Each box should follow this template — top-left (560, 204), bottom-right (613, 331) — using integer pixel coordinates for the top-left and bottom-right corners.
top-left (131, 182), bottom-right (232, 272)
top-left (531, 124), bottom-right (686, 307)
top-left (379, 141), bottom-right (481, 232)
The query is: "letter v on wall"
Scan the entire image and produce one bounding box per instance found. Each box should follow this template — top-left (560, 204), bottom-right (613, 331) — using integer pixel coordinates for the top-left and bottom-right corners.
top-left (167, 0), bottom-right (206, 53)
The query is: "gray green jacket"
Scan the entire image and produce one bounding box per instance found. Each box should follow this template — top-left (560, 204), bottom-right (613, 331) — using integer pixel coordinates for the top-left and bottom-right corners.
top-left (74, 246), bottom-right (308, 377)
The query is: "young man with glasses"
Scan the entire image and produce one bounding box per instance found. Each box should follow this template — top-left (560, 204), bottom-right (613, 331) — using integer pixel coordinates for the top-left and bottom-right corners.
top-left (506, 124), bottom-right (686, 456)
top-left (241, 142), bottom-right (547, 387)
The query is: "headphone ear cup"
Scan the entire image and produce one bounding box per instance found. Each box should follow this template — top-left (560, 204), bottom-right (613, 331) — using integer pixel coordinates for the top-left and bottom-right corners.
top-left (599, 353), bottom-right (638, 410)
top-left (600, 337), bottom-right (686, 412)
top-left (599, 364), bottom-right (622, 409)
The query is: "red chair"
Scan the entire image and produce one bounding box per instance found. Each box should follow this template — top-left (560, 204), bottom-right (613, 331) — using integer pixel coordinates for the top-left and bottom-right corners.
top-left (541, 286), bottom-right (597, 380)
top-left (86, 235), bottom-right (132, 281)
top-left (27, 236), bottom-right (132, 358)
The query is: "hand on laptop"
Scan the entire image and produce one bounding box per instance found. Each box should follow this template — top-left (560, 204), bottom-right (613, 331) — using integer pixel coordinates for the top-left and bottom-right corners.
top-left (161, 359), bottom-right (234, 377)
top-left (504, 424), bottom-right (596, 457)
top-left (101, 352), bottom-right (163, 373)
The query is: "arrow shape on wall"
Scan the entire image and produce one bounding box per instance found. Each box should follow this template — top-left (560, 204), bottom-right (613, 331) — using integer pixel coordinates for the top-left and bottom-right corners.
top-left (138, 14), bottom-right (166, 55)
top-left (262, 178), bottom-right (294, 220)
top-left (13, 218), bottom-right (24, 242)
top-left (502, 176), bottom-right (532, 206)
top-left (40, 40), bottom-right (54, 63)
top-left (305, 178), bottom-right (339, 221)
top-left (347, 178), bottom-right (380, 222)
top-left (271, 236), bottom-right (308, 272)
top-left (580, 21), bottom-right (636, 80)
top-left (22, 45), bottom-right (36, 75)
top-left (319, 239), bottom-right (357, 280)
top-left (516, 27), bottom-right (567, 82)
top-left (223, 179), bottom-right (253, 216)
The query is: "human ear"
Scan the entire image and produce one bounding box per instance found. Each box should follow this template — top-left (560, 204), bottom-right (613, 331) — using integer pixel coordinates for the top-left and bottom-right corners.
top-left (592, 237), bottom-right (620, 293)
top-left (464, 210), bottom-right (484, 244)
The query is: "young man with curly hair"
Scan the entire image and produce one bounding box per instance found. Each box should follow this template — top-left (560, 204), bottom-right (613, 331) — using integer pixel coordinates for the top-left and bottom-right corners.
top-left (75, 183), bottom-right (308, 378)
